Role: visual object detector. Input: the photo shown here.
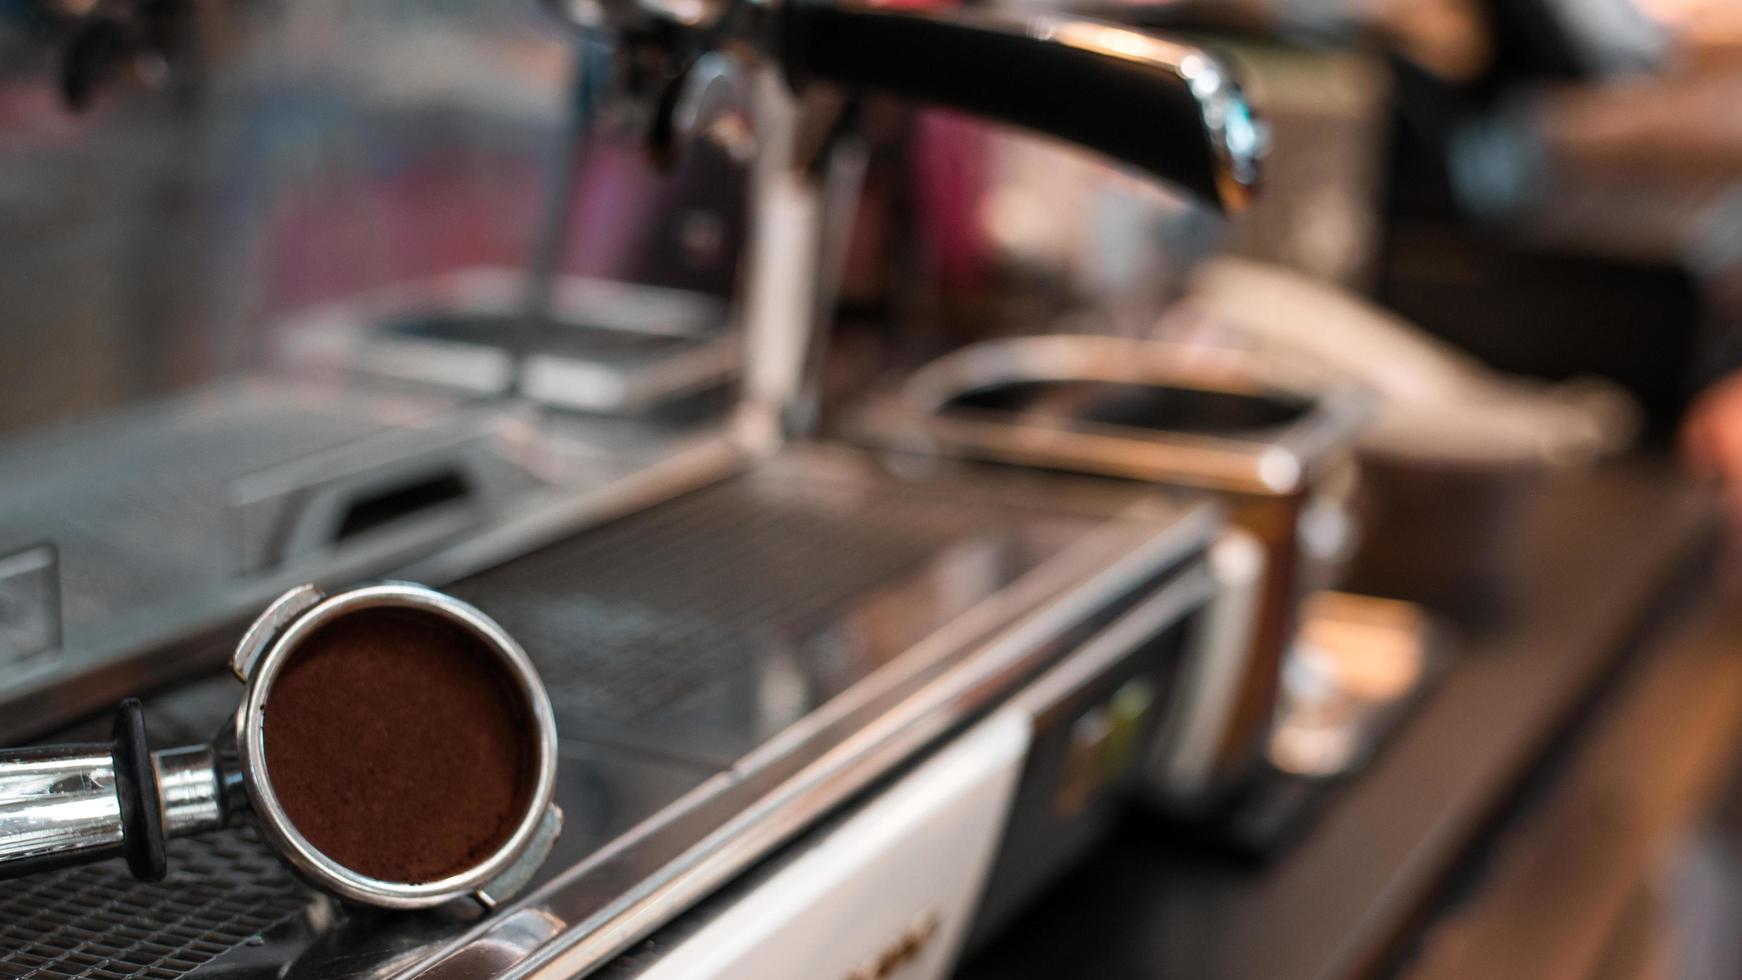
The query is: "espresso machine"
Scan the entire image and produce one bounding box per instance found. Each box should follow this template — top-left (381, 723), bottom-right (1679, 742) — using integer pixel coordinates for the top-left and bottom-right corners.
top-left (0, 0), bottom-right (1269, 977)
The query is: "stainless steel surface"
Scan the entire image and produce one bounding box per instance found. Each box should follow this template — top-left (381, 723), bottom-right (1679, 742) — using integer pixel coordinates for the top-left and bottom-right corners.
top-left (153, 746), bottom-right (227, 841)
top-left (280, 272), bottom-right (742, 414)
top-left (0, 0), bottom-right (756, 744)
top-left (521, 333), bottom-right (740, 413)
top-left (0, 406), bottom-right (744, 746)
top-left (0, 738), bottom-right (718, 980)
top-left (0, 736), bottom-right (234, 878)
top-left (887, 332), bottom-right (1364, 527)
top-left (0, 381), bottom-right (506, 735)
top-left (0, 544), bottom-right (59, 669)
top-left (0, 448), bottom-right (1214, 978)
top-left (1150, 529), bottom-right (1265, 802)
top-left (413, 451), bottom-right (1214, 979)
top-left (0, 382), bottom-right (439, 637)
top-left (447, 451), bottom-right (1156, 759)
top-left (226, 413), bottom-right (538, 577)
top-left (963, 553), bottom-right (1209, 950)
top-left (855, 336), bottom-right (1369, 801)
top-left (479, 805), bottom-right (569, 910)
top-left (0, 726), bottom-right (224, 880)
top-left (0, 584), bottom-right (563, 910)
top-left (233, 583), bottom-right (562, 910)
top-left (230, 585), bottom-right (324, 685)
top-left (886, 335), bottom-right (1368, 495)
top-left (0, 746), bottom-right (123, 869)
top-left (540, 0), bottom-right (1264, 444)
top-left (601, 564), bottom-right (1210, 979)
top-left (0, 832), bottom-right (312, 980)
top-left (547, 0), bottom-right (1266, 213)
top-left (2, 0), bottom-right (1257, 943)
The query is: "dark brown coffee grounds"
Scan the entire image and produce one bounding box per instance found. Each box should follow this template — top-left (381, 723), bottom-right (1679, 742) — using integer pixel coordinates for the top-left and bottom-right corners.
top-left (262, 607), bottom-right (533, 884)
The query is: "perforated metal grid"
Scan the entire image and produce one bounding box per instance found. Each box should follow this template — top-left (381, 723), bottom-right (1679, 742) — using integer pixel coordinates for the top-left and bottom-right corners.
top-left (0, 464), bottom-right (1088, 978)
top-left (0, 833), bottom-right (308, 980)
top-left (453, 474), bottom-right (986, 722)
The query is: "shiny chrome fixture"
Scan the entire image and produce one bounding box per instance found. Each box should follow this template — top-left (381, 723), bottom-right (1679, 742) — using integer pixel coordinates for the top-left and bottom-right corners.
top-left (0, 583), bottom-right (562, 910)
top-left (545, 0), bottom-right (1264, 213)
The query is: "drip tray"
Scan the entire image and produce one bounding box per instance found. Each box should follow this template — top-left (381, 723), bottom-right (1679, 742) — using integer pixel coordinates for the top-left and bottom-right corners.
top-left (0, 832), bottom-right (306, 980)
top-left (0, 449), bottom-right (1209, 980)
top-left (450, 459), bottom-right (1093, 764)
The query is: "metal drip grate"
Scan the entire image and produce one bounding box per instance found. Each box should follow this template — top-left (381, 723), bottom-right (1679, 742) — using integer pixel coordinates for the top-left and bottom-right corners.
top-left (0, 460), bottom-right (1074, 978)
top-left (498, 595), bottom-right (761, 719)
top-left (453, 473), bottom-right (992, 723)
top-left (0, 832), bottom-right (308, 980)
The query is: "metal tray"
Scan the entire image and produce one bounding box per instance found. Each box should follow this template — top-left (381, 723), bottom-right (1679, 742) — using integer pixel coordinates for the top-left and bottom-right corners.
top-left (0, 448), bottom-right (1212, 980)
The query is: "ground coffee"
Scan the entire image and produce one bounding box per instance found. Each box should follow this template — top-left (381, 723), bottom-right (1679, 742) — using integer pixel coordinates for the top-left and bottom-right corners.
top-left (262, 607), bottom-right (533, 884)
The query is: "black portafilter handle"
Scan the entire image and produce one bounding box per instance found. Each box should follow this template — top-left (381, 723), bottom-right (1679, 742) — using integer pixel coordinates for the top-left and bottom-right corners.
top-left (0, 699), bottom-right (231, 881)
top-left (776, 2), bottom-right (1264, 212)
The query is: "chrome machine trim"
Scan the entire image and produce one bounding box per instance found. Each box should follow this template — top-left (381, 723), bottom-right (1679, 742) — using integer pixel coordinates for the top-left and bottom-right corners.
top-left (402, 461), bottom-right (1217, 979)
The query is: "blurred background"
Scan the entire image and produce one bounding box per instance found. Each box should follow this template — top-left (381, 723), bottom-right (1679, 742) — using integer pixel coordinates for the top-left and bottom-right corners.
top-left (3, 0), bottom-right (1742, 977)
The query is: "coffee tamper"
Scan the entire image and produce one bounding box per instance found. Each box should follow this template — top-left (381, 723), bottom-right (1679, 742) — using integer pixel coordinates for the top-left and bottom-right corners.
top-left (0, 583), bottom-right (562, 909)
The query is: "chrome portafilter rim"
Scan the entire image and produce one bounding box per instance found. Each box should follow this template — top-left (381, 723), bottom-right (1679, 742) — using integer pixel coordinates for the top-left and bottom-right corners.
top-left (0, 583), bottom-right (562, 905)
top-left (232, 583), bottom-right (561, 909)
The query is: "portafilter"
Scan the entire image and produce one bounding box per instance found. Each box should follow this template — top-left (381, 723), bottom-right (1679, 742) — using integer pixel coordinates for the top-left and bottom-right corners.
top-left (0, 583), bottom-right (561, 909)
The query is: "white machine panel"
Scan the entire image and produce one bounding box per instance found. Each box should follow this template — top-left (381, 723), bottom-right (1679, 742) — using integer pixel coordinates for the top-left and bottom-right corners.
top-left (634, 711), bottom-right (1031, 980)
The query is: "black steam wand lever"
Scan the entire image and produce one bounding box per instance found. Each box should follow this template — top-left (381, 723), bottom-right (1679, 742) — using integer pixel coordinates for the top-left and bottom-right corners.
top-left (775, 2), bottom-right (1264, 212)
top-left (545, 0), bottom-right (1264, 213)
top-left (538, 0), bottom-right (1265, 430)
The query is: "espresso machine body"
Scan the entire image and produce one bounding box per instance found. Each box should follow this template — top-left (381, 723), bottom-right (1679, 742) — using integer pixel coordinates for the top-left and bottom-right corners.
top-left (0, 0), bottom-right (757, 742)
top-left (0, 449), bottom-right (1223, 980)
top-left (0, 0), bottom-right (1264, 976)
top-left (851, 334), bottom-right (1371, 809)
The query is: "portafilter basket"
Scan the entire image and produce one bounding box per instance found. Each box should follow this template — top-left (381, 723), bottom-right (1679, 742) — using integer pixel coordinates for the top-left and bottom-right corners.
top-left (0, 583), bottom-right (562, 909)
